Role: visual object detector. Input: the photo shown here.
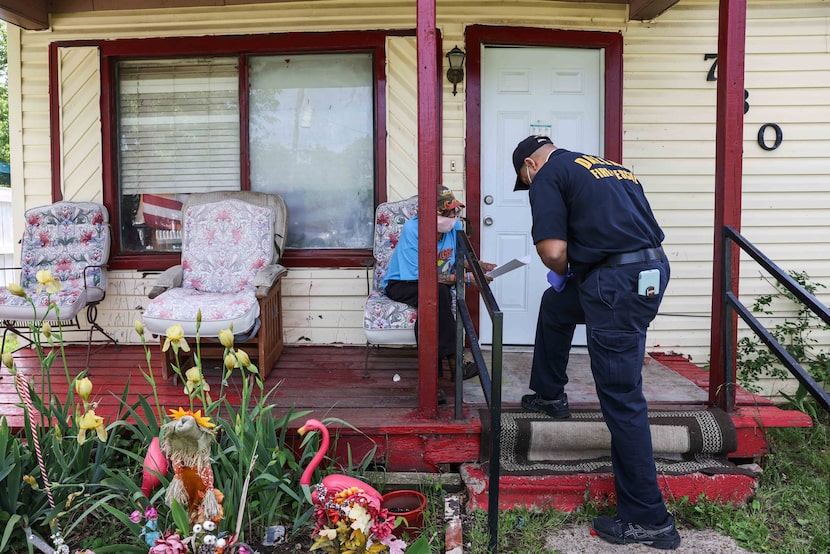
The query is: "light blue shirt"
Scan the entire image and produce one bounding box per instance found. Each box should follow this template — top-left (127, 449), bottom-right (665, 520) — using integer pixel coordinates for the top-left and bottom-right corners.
top-left (382, 215), bottom-right (462, 291)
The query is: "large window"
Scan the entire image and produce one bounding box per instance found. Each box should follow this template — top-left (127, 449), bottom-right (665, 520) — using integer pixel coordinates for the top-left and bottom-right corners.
top-left (118, 58), bottom-right (241, 253)
top-left (248, 54), bottom-right (374, 249)
top-left (102, 32), bottom-right (388, 269)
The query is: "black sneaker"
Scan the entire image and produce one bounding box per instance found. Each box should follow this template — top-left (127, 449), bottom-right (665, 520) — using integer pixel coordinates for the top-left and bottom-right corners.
top-left (437, 388), bottom-right (447, 405)
top-left (521, 393), bottom-right (570, 419)
top-left (592, 515), bottom-right (681, 550)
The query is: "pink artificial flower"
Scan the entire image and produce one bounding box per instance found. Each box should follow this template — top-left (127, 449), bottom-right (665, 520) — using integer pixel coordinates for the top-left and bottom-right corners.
top-left (145, 505), bottom-right (158, 520)
top-left (370, 507), bottom-right (395, 540)
top-left (129, 510), bottom-right (142, 523)
top-left (381, 534), bottom-right (408, 554)
top-left (149, 533), bottom-right (188, 554)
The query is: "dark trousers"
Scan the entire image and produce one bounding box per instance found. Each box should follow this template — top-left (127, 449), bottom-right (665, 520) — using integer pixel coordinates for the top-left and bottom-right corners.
top-left (532, 258), bottom-right (671, 524)
top-left (384, 280), bottom-right (456, 359)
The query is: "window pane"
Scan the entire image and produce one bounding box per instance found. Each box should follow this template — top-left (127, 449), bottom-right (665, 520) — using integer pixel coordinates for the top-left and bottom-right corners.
top-left (117, 58), bottom-right (240, 252)
top-left (249, 53), bottom-right (375, 249)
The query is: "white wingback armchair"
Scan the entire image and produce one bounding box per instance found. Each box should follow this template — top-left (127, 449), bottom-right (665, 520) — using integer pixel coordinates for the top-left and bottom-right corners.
top-left (363, 195), bottom-right (419, 345)
top-left (0, 201), bottom-right (117, 365)
top-left (142, 191), bottom-right (287, 380)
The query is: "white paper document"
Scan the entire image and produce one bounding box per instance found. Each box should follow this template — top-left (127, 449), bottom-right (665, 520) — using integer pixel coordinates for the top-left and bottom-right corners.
top-left (486, 255), bottom-right (531, 278)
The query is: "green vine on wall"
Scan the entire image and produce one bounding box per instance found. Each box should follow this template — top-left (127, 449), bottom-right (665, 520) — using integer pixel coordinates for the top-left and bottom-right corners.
top-left (736, 270), bottom-right (830, 409)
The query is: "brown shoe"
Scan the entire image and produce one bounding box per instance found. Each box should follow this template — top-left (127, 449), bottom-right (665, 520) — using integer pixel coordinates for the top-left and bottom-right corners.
top-left (447, 356), bottom-right (479, 381)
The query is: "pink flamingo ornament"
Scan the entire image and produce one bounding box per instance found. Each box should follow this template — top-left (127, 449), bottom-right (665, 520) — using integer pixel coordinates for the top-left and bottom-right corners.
top-left (141, 436), bottom-right (169, 498)
top-left (298, 418), bottom-right (382, 509)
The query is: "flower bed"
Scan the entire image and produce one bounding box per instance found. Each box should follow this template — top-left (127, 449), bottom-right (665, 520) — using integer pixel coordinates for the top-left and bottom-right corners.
top-left (0, 270), bottom-right (431, 553)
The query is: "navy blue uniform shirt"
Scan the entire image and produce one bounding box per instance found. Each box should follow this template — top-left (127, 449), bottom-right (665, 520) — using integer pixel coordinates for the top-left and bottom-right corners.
top-left (528, 148), bottom-right (664, 274)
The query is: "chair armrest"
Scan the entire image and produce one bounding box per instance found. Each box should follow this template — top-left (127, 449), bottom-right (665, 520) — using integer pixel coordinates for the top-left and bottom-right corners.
top-left (254, 264), bottom-right (287, 298)
top-left (148, 265), bottom-right (183, 299)
top-left (82, 264), bottom-right (107, 288)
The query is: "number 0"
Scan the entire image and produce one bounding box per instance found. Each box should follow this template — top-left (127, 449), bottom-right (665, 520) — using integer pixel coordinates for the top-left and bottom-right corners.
top-left (757, 123), bottom-right (783, 151)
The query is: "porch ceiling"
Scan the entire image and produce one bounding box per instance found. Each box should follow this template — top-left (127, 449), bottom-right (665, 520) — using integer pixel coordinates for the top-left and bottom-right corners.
top-left (1, 0), bottom-right (678, 30)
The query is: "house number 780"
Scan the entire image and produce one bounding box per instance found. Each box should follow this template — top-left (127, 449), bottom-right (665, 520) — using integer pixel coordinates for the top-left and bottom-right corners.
top-left (704, 53), bottom-right (783, 151)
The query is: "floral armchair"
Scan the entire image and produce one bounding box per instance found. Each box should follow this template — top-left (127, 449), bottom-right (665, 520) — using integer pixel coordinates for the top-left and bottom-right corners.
top-left (0, 201), bottom-right (117, 364)
top-left (363, 195), bottom-right (420, 346)
top-left (142, 191), bottom-right (287, 380)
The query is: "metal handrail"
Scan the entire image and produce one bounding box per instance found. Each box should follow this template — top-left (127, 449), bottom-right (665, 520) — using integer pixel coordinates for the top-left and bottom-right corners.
top-left (722, 226), bottom-right (830, 414)
top-left (453, 231), bottom-right (503, 553)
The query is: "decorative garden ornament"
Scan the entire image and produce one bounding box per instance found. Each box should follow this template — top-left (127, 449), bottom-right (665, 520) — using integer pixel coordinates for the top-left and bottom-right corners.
top-left (161, 408), bottom-right (223, 524)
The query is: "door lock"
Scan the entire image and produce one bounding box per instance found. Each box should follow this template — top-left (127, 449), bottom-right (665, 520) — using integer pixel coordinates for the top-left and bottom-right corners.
top-left (483, 216), bottom-right (494, 226)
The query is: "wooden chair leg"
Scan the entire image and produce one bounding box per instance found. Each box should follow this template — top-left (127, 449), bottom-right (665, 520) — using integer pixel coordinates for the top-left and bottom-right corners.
top-left (255, 279), bottom-right (284, 381)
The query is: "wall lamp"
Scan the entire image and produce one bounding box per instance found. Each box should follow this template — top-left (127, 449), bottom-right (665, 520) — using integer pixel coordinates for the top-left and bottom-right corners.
top-left (446, 45), bottom-right (466, 96)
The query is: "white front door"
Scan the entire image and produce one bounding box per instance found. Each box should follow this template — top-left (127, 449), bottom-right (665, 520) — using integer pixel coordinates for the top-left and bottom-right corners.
top-left (479, 45), bottom-right (604, 345)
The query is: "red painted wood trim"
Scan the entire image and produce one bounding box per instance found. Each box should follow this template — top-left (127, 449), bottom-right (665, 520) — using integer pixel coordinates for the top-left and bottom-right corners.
top-left (709, 0), bottom-right (747, 410)
top-left (374, 40), bottom-right (389, 206)
top-left (416, 0), bottom-right (440, 417)
top-left (239, 56), bottom-right (250, 190)
top-left (463, 465), bottom-right (758, 512)
top-left (48, 43), bottom-right (61, 202)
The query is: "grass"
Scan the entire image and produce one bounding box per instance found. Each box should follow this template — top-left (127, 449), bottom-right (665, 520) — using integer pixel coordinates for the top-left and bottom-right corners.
top-left (415, 406), bottom-right (829, 554)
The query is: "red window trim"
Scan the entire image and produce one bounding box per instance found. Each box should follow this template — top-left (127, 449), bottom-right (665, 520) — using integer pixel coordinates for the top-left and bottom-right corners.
top-left (50, 30), bottom-right (413, 271)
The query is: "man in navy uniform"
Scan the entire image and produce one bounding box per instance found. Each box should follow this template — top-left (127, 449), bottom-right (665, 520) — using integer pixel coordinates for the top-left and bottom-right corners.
top-left (512, 135), bottom-right (680, 550)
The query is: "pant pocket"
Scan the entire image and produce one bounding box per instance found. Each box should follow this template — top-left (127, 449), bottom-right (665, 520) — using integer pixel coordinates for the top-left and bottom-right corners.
top-left (590, 328), bottom-right (643, 390)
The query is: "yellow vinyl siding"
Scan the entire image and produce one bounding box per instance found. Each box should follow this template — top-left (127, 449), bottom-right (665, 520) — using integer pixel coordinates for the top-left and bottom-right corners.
top-left (57, 47), bottom-right (103, 203)
top-left (7, 0), bottom-right (830, 370)
top-left (625, 0), bottom-right (830, 362)
top-left (386, 36), bottom-right (419, 201)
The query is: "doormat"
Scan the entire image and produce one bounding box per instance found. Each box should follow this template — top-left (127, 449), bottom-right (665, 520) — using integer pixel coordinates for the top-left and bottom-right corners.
top-left (480, 408), bottom-right (746, 476)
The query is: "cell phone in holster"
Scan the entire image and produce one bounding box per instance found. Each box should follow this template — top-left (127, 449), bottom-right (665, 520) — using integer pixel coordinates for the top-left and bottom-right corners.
top-left (638, 269), bottom-right (660, 297)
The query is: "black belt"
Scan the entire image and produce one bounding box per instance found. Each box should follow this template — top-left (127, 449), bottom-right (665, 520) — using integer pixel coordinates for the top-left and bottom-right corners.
top-left (600, 246), bottom-right (665, 267)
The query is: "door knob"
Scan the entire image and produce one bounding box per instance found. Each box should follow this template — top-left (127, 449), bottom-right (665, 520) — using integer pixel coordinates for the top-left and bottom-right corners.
top-left (483, 216), bottom-right (494, 226)
top-left (484, 195), bottom-right (494, 205)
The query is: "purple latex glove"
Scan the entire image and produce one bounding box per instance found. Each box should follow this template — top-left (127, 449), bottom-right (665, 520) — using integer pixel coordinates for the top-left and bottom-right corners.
top-left (546, 269), bottom-right (572, 292)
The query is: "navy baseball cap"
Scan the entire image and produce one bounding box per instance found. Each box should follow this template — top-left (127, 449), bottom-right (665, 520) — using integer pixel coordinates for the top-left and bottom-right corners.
top-left (512, 135), bottom-right (553, 191)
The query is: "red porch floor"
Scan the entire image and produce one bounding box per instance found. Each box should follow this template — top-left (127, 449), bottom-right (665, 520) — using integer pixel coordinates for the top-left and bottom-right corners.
top-left (0, 344), bottom-right (812, 475)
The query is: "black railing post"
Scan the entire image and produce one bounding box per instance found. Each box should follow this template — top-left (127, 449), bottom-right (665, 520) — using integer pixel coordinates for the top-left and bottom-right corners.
top-left (454, 254), bottom-right (465, 419)
top-left (487, 308), bottom-right (503, 554)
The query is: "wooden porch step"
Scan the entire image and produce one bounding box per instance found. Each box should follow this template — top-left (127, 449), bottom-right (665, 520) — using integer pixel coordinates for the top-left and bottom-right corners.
top-left (460, 463), bottom-right (759, 512)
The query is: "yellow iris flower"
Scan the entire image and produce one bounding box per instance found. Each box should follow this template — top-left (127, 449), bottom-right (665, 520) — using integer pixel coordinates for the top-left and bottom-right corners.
top-left (219, 328), bottom-right (234, 349)
top-left (184, 366), bottom-right (210, 394)
top-left (77, 409), bottom-right (107, 444)
top-left (35, 269), bottom-right (62, 294)
top-left (75, 377), bottom-right (93, 402)
top-left (162, 324), bottom-right (190, 353)
top-left (7, 282), bottom-right (26, 297)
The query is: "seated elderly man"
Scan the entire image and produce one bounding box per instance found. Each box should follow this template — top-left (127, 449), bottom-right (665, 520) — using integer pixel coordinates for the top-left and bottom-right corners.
top-left (382, 186), bottom-right (494, 404)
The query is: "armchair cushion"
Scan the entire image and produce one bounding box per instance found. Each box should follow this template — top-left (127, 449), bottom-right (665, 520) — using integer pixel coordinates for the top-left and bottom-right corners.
top-left (0, 201), bottom-right (110, 321)
top-left (0, 287), bottom-right (87, 321)
top-left (142, 287), bottom-right (259, 337)
top-left (181, 200), bottom-right (274, 294)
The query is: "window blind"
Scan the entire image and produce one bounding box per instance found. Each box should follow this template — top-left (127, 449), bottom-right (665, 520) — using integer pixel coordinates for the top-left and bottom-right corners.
top-left (118, 58), bottom-right (240, 195)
